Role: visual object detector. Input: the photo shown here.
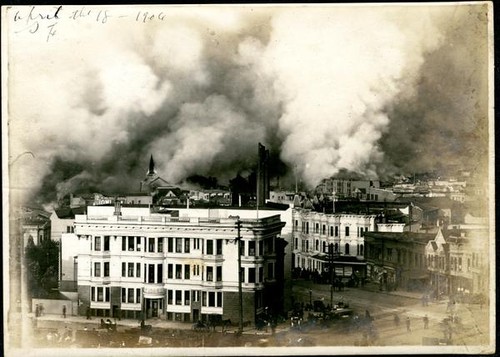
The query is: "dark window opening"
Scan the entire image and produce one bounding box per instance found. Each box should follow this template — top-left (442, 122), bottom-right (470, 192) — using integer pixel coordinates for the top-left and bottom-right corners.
top-left (184, 264), bottom-right (190, 279)
top-left (216, 239), bottom-right (222, 255)
top-left (148, 264), bottom-right (155, 283)
top-left (248, 267), bottom-right (256, 283)
top-left (176, 264), bottom-right (182, 279)
top-left (207, 240), bottom-right (213, 255)
top-left (216, 266), bottom-right (222, 282)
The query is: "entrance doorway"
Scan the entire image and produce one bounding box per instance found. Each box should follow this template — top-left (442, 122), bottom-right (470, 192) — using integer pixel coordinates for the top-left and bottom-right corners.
top-left (112, 305), bottom-right (119, 319)
top-left (146, 298), bottom-right (163, 318)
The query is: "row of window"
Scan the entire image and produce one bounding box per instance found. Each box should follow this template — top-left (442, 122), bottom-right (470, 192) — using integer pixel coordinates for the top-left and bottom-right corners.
top-left (90, 235), bottom-right (275, 257)
top-left (243, 239), bottom-right (276, 257)
top-left (245, 264), bottom-right (274, 283)
top-left (428, 253), bottom-right (482, 272)
top-left (166, 289), bottom-right (199, 305)
top-left (90, 287), bottom-right (226, 308)
top-left (296, 221), bottom-right (368, 238)
top-left (91, 286), bottom-right (110, 302)
top-left (471, 253), bottom-right (482, 268)
top-left (92, 260), bottom-right (275, 283)
top-left (122, 262), bottom-right (141, 278)
top-left (295, 239), bottom-right (364, 256)
top-left (94, 262), bottom-right (110, 277)
top-left (166, 290), bottom-right (222, 308)
top-left (167, 263), bottom-right (197, 280)
top-left (122, 288), bottom-right (141, 304)
top-left (91, 236), bottom-right (203, 253)
top-left (94, 236), bottom-right (111, 251)
top-left (428, 255), bottom-right (446, 270)
top-left (122, 236), bottom-right (142, 252)
top-left (368, 247), bottom-right (425, 269)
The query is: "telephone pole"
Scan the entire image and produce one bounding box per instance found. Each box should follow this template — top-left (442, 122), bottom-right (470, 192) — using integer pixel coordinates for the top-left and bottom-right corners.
top-left (236, 218), bottom-right (243, 334)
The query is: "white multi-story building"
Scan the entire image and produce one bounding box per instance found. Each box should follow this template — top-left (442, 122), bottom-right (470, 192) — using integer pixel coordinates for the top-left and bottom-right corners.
top-left (292, 209), bottom-right (377, 277)
top-left (291, 208), bottom-right (408, 280)
top-left (60, 204), bottom-right (287, 324)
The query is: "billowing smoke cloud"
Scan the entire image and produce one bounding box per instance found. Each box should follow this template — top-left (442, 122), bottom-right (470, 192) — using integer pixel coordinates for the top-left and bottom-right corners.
top-left (6, 5), bottom-right (490, 205)
top-left (260, 7), bottom-right (448, 187)
top-left (380, 6), bottom-right (490, 179)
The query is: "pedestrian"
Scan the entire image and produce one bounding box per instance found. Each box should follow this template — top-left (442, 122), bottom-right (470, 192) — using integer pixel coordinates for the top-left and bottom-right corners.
top-left (394, 313), bottom-right (400, 327)
top-left (86, 307), bottom-right (91, 320)
top-left (447, 324), bottom-right (453, 340)
top-left (63, 305), bottom-right (66, 318)
top-left (406, 317), bottom-right (411, 332)
top-left (423, 315), bottom-right (429, 329)
top-left (35, 304), bottom-right (40, 318)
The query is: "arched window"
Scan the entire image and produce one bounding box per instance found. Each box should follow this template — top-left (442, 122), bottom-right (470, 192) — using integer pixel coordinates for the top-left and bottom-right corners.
top-left (359, 244), bottom-right (364, 256)
top-left (322, 241), bottom-right (326, 253)
top-left (345, 243), bottom-right (350, 255)
top-left (334, 243), bottom-right (339, 252)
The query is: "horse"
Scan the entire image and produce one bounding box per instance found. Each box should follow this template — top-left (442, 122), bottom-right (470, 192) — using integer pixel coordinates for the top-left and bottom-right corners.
top-left (192, 320), bottom-right (209, 332)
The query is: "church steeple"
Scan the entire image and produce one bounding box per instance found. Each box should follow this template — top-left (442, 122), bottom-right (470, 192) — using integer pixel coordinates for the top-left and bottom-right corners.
top-left (147, 154), bottom-right (157, 176)
top-left (140, 154), bottom-right (170, 193)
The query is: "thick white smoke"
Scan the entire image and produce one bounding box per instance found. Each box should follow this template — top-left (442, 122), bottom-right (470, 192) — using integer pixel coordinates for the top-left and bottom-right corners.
top-left (258, 7), bottom-right (445, 187)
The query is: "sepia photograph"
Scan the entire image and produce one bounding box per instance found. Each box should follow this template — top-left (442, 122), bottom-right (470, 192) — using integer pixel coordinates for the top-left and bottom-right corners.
top-left (2, 3), bottom-right (495, 356)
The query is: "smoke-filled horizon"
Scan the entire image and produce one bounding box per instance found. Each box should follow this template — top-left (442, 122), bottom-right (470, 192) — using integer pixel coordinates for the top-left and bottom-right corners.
top-left (6, 5), bottom-right (490, 206)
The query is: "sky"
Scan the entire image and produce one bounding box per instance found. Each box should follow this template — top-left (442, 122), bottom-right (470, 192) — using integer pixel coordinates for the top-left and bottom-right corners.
top-left (4, 4), bottom-right (492, 205)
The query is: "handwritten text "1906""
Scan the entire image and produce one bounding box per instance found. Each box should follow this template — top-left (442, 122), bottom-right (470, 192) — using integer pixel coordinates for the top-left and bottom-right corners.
top-left (11, 6), bottom-right (168, 42)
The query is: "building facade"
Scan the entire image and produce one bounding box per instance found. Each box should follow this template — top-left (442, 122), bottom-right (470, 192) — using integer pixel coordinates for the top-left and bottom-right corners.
top-left (61, 205), bottom-right (286, 325)
top-left (315, 178), bottom-right (380, 199)
top-left (426, 228), bottom-right (489, 298)
top-left (291, 208), bottom-right (377, 280)
top-left (20, 206), bottom-right (51, 247)
top-left (364, 231), bottom-right (434, 292)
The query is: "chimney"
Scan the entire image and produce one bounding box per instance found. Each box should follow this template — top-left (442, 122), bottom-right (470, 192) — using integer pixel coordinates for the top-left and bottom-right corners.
top-left (114, 198), bottom-right (122, 216)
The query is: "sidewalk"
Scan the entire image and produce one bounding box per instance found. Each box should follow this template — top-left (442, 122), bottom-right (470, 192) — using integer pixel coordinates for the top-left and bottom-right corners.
top-left (31, 312), bottom-right (285, 336)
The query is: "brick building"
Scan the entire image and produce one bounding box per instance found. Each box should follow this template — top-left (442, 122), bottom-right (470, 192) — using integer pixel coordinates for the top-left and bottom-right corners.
top-left (364, 231), bottom-right (435, 292)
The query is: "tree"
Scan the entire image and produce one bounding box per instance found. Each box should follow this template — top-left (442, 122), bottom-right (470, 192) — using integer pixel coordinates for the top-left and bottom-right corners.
top-left (25, 238), bottom-right (59, 298)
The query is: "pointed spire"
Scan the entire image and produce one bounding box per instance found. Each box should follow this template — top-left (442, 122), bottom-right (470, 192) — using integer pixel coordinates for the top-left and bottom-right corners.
top-left (148, 154), bottom-right (156, 175)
